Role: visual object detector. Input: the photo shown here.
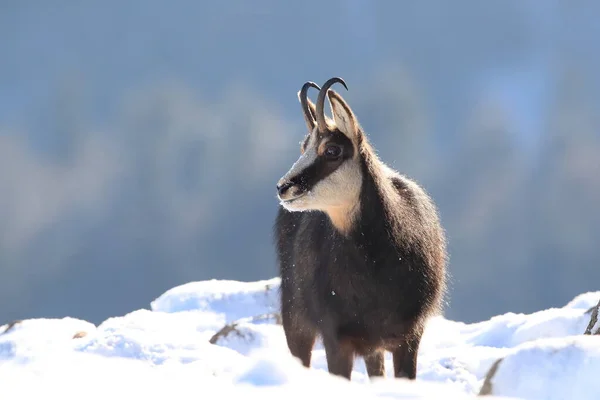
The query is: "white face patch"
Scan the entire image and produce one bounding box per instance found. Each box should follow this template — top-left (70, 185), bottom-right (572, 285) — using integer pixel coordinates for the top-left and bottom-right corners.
top-left (305, 159), bottom-right (362, 210)
top-left (279, 156), bottom-right (362, 218)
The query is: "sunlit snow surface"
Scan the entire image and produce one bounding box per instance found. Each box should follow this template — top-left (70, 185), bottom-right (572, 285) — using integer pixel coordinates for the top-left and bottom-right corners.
top-left (1, 278), bottom-right (599, 400)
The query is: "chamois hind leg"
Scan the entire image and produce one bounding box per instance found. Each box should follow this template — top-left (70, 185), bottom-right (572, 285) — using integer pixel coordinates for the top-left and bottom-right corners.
top-left (392, 326), bottom-right (424, 380)
top-left (282, 311), bottom-right (316, 368)
top-left (323, 337), bottom-right (354, 380)
top-left (364, 349), bottom-right (385, 378)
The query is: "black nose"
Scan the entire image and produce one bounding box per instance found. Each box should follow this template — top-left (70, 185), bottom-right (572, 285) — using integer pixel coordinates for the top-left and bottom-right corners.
top-left (277, 181), bottom-right (294, 197)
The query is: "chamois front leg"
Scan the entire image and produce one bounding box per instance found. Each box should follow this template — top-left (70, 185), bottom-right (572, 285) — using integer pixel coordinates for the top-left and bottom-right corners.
top-left (281, 306), bottom-right (316, 368)
top-left (364, 349), bottom-right (386, 378)
top-left (392, 326), bottom-right (424, 380)
top-left (323, 336), bottom-right (354, 379)
top-left (284, 328), bottom-right (316, 368)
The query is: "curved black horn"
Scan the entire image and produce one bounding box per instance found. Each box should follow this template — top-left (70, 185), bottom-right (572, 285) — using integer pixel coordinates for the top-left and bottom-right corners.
top-left (299, 81), bottom-right (320, 132)
top-left (316, 77), bottom-right (348, 132)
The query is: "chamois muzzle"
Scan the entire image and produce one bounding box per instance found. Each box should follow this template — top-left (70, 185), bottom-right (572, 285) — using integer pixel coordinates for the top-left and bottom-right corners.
top-left (277, 180), bottom-right (294, 197)
top-left (276, 175), bottom-right (306, 203)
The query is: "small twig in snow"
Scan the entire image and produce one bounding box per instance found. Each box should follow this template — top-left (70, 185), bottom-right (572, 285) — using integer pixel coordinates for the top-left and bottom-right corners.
top-left (208, 312), bottom-right (282, 344)
top-left (209, 322), bottom-right (242, 344)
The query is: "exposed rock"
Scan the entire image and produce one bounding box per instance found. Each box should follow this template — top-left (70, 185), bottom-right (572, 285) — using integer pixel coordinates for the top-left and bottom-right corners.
top-left (584, 298), bottom-right (600, 335)
top-left (72, 331), bottom-right (88, 339)
top-left (1, 320), bottom-right (23, 335)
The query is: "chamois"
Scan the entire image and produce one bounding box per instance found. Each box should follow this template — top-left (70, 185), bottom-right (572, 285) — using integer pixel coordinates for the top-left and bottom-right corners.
top-left (273, 77), bottom-right (447, 380)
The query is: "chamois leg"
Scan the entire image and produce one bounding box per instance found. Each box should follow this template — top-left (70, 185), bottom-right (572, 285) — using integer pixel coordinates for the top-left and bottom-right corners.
top-left (323, 338), bottom-right (354, 379)
top-left (364, 350), bottom-right (385, 378)
top-left (285, 330), bottom-right (316, 368)
top-left (392, 327), bottom-right (424, 380)
top-left (282, 312), bottom-right (316, 368)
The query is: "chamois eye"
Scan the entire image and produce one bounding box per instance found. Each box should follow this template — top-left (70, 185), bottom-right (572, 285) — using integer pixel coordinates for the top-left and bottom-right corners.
top-left (324, 145), bottom-right (341, 159)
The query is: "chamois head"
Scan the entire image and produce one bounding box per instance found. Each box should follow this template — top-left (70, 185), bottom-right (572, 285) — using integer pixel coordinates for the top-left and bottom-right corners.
top-left (277, 77), bottom-right (365, 232)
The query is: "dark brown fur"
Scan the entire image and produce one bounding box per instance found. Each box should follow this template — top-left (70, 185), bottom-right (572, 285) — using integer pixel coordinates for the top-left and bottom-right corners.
top-left (274, 82), bottom-right (447, 381)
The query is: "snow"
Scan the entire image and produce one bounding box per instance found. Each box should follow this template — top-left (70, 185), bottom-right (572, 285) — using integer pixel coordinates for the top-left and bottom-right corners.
top-left (0, 278), bottom-right (599, 400)
top-left (488, 336), bottom-right (600, 400)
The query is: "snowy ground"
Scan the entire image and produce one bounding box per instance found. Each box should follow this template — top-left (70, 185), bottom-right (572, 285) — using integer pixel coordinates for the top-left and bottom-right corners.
top-left (1, 278), bottom-right (599, 400)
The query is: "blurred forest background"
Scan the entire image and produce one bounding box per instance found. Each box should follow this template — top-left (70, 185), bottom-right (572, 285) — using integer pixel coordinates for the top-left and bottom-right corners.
top-left (1, 1), bottom-right (599, 325)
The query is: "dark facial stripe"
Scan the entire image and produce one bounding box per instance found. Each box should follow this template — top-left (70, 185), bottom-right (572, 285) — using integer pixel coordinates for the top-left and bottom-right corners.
top-left (292, 130), bottom-right (355, 192)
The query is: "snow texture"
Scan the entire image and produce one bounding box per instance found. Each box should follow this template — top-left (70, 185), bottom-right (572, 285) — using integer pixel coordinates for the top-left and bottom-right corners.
top-left (1, 278), bottom-right (599, 400)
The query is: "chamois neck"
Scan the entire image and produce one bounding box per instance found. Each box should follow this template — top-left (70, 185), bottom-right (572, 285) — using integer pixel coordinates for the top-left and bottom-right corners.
top-left (325, 139), bottom-right (398, 238)
top-left (325, 200), bottom-right (361, 235)
top-left (354, 143), bottom-right (401, 240)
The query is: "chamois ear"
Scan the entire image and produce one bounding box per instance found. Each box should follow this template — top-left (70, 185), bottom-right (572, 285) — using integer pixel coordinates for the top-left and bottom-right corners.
top-left (327, 90), bottom-right (359, 142)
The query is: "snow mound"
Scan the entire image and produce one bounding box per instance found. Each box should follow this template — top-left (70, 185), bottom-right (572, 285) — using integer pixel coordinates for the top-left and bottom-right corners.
top-left (0, 317), bottom-right (95, 362)
top-left (483, 335), bottom-right (600, 399)
top-left (564, 291), bottom-right (600, 310)
top-left (0, 278), bottom-right (598, 400)
top-left (150, 277), bottom-right (280, 322)
top-left (75, 308), bottom-right (250, 377)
